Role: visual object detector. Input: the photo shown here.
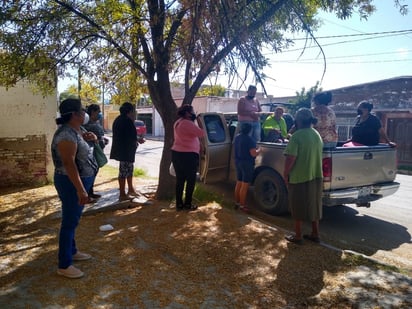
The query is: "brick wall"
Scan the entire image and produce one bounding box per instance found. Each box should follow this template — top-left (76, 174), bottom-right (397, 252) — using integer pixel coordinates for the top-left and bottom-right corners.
top-left (0, 135), bottom-right (48, 187)
top-left (0, 81), bottom-right (57, 188)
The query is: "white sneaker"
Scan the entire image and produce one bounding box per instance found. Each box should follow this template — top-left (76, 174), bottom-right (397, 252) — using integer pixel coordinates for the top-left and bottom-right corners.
top-left (57, 265), bottom-right (84, 278)
top-left (73, 251), bottom-right (91, 261)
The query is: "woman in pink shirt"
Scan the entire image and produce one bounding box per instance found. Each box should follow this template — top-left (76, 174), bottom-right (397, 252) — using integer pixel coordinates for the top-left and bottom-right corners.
top-left (171, 104), bottom-right (205, 211)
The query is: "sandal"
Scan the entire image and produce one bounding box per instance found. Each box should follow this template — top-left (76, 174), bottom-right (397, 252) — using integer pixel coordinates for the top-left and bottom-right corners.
top-left (284, 235), bottom-right (303, 245)
top-left (303, 234), bottom-right (320, 243)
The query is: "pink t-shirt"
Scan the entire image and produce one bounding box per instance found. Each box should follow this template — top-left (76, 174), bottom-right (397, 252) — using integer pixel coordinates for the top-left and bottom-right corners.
top-left (237, 96), bottom-right (261, 122)
top-left (171, 118), bottom-right (205, 153)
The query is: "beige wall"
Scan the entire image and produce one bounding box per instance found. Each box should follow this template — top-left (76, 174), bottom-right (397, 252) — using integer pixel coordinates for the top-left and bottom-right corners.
top-left (0, 81), bottom-right (57, 186)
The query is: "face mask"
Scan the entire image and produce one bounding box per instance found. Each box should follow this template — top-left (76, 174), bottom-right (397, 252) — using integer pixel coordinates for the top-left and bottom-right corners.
top-left (83, 112), bottom-right (90, 125)
top-left (97, 112), bottom-right (102, 120)
top-left (247, 95), bottom-right (255, 100)
top-left (357, 109), bottom-right (362, 115)
top-left (190, 113), bottom-right (196, 121)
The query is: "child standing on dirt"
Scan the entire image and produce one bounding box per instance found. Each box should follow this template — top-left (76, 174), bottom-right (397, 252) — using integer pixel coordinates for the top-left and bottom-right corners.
top-left (234, 123), bottom-right (260, 212)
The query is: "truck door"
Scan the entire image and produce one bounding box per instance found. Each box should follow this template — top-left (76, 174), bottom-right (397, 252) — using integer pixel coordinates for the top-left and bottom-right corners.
top-left (197, 113), bottom-right (232, 183)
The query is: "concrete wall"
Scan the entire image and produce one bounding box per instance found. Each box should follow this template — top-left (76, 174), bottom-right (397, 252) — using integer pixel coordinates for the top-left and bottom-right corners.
top-left (0, 81), bottom-right (57, 187)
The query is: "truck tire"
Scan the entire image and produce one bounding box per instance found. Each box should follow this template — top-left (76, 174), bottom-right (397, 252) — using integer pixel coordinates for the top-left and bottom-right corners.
top-left (253, 169), bottom-right (288, 215)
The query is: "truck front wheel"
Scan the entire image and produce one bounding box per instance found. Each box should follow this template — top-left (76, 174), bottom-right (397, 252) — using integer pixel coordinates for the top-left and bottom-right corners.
top-left (253, 169), bottom-right (288, 215)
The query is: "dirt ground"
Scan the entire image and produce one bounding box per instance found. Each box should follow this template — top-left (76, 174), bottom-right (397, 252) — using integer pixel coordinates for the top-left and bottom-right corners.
top-left (0, 172), bottom-right (411, 308)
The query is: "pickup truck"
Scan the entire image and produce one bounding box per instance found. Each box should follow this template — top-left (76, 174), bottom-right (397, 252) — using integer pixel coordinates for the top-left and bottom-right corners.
top-left (197, 112), bottom-right (400, 215)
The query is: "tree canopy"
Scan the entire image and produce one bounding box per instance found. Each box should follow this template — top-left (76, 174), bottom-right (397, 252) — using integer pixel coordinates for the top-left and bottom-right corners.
top-left (59, 81), bottom-right (101, 105)
top-left (0, 0), bottom-right (407, 198)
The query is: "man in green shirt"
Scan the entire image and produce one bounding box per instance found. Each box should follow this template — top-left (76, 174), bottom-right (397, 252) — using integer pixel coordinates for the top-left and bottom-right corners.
top-left (262, 107), bottom-right (288, 142)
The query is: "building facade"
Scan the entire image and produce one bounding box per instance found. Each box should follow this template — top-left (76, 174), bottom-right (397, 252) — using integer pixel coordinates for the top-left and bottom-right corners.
top-left (0, 82), bottom-right (57, 187)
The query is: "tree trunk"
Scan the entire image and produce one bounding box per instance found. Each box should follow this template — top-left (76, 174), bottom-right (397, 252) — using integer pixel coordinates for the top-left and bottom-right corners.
top-left (155, 117), bottom-right (176, 200)
top-left (148, 79), bottom-right (178, 200)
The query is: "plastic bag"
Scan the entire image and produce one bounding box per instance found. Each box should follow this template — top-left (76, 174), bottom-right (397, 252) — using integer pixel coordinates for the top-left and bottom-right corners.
top-left (169, 163), bottom-right (176, 177)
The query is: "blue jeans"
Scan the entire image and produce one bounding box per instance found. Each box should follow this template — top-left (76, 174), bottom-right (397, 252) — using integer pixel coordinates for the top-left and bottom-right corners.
top-left (239, 121), bottom-right (261, 142)
top-left (54, 173), bottom-right (94, 269)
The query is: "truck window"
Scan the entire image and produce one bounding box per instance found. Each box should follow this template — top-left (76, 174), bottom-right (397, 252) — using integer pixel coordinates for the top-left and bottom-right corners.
top-left (204, 114), bottom-right (226, 143)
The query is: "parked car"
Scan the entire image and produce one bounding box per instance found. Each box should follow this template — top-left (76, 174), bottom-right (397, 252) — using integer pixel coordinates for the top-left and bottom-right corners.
top-left (135, 120), bottom-right (147, 136)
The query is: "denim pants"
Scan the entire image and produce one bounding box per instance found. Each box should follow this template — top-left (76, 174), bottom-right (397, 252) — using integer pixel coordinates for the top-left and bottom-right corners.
top-left (238, 121), bottom-right (261, 142)
top-left (54, 173), bottom-right (94, 269)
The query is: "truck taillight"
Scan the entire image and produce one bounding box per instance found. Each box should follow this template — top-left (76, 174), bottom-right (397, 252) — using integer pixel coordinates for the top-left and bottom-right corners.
top-left (322, 157), bottom-right (332, 182)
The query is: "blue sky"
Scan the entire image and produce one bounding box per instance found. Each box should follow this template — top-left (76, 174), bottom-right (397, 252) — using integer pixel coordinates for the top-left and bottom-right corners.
top-left (257, 0), bottom-right (412, 97)
top-left (58, 1), bottom-right (412, 98)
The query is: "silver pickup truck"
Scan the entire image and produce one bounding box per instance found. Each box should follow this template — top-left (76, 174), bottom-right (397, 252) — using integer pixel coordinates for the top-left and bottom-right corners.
top-left (197, 112), bottom-right (400, 215)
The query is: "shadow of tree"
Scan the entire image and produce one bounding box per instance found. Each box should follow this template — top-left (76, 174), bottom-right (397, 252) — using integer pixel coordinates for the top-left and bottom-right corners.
top-left (1, 181), bottom-right (410, 308)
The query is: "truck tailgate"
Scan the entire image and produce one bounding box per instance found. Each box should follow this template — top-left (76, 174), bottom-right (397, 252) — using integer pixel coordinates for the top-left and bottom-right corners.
top-left (326, 145), bottom-right (397, 190)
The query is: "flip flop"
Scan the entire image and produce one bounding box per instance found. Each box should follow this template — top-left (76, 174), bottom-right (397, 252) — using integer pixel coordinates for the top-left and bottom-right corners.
top-left (284, 235), bottom-right (303, 245)
top-left (303, 234), bottom-right (320, 243)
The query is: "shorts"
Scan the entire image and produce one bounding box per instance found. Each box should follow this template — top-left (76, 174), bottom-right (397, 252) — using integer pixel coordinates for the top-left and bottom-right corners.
top-left (236, 161), bottom-right (254, 183)
top-left (119, 161), bottom-right (134, 178)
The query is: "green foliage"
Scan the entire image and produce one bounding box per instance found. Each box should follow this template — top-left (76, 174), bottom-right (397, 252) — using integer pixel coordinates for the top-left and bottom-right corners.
top-left (288, 82), bottom-right (321, 115)
top-left (198, 85), bottom-right (226, 97)
top-left (59, 81), bottom-right (101, 105)
top-left (1, 0), bottom-right (406, 198)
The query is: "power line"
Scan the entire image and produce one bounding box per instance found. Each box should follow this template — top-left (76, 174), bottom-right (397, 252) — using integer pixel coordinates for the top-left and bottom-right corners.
top-left (273, 58), bottom-right (412, 65)
top-left (263, 31), bottom-right (412, 55)
top-left (291, 29), bottom-right (412, 40)
top-left (271, 50), bottom-right (411, 62)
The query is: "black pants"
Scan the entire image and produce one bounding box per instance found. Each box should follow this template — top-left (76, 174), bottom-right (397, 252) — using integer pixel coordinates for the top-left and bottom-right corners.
top-left (171, 150), bottom-right (199, 206)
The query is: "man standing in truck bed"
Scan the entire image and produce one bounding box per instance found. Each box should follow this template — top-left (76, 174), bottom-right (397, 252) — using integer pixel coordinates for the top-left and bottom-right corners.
top-left (237, 85), bottom-right (262, 142)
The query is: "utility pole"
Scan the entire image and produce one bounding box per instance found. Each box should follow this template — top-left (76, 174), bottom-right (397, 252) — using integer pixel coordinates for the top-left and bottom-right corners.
top-left (77, 65), bottom-right (81, 101)
top-left (101, 83), bottom-right (105, 130)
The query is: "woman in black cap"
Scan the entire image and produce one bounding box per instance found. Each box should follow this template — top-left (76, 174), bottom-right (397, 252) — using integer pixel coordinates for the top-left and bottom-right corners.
top-left (51, 98), bottom-right (98, 278)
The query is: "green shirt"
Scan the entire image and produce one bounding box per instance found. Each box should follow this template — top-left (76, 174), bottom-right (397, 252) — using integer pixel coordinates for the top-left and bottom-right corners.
top-left (284, 128), bottom-right (323, 184)
top-left (262, 115), bottom-right (288, 138)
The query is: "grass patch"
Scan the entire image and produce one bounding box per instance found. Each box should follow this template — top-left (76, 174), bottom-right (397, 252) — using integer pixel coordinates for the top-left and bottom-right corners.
top-left (193, 183), bottom-right (227, 206)
top-left (133, 168), bottom-right (146, 177)
top-left (99, 165), bottom-right (147, 178)
top-left (342, 252), bottom-right (404, 274)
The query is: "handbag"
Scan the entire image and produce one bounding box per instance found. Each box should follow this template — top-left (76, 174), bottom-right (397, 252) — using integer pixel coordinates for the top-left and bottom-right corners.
top-left (94, 143), bottom-right (108, 168)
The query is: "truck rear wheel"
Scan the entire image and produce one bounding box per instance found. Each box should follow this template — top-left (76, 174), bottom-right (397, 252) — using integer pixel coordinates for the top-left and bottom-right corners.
top-left (253, 169), bottom-right (288, 215)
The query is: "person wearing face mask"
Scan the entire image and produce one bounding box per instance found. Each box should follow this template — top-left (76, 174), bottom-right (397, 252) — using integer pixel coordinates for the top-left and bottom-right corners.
top-left (110, 102), bottom-right (144, 200)
top-left (343, 101), bottom-right (396, 147)
top-left (52, 98), bottom-right (98, 278)
top-left (237, 85), bottom-right (262, 142)
top-left (171, 104), bottom-right (205, 211)
top-left (84, 104), bottom-right (109, 199)
top-left (85, 104), bottom-right (108, 150)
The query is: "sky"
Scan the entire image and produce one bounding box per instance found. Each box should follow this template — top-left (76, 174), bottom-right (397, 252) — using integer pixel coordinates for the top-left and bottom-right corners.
top-left (58, 1), bottom-right (412, 98)
top-left (254, 0), bottom-right (412, 97)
